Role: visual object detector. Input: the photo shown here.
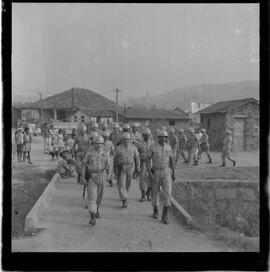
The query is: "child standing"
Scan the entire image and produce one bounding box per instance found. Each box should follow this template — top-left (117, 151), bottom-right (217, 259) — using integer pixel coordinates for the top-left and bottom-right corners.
top-left (22, 127), bottom-right (32, 164)
top-left (15, 128), bottom-right (24, 162)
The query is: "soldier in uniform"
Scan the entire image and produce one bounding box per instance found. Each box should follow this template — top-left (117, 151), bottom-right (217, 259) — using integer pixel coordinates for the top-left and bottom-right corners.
top-left (22, 127), bottom-right (32, 164)
top-left (177, 128), bottom-right (188, 163)
top-left (186, 128), bottom-right (199, 166)
top-left (136, 127), bottom-right (154, 202)
top-left (80, 135), bottom-right (110, 225)
top-left (102, 130), bottom-right (115, 187)
top-left (168, 128), bottom-right (179, 166)
top-left (220, 128), bottom-right (236, 167)
top-left (197, 128), bottom-right (212, 163)
top-left (131, 122), bottom-right (143, 144)
top-left (72, 124), bottom-right (91, 183)
top-left (146, 129), bottom-right (175, 224)
top-left (110, 123), bottom-right (122, 147)
top-left (114, 132), bottom-right (140, 208)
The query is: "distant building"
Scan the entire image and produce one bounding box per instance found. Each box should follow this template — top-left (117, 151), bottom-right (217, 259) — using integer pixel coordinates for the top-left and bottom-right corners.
top-left (190, 102), bottom-right (212, 113)
top-left (199, 98), bottom-right (259, 151)
top-left (17, 87), bottom-right (117, 124)
top-left (12, 106), bottom-right (21, 128)
top-left (121, 107), bottom-right (191, 130)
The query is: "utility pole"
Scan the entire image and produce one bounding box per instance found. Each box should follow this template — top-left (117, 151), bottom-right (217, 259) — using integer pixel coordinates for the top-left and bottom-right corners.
top-left (113, 88), bottom-right (120, 123)
top-left (39, 93), bottom-right (43, 121)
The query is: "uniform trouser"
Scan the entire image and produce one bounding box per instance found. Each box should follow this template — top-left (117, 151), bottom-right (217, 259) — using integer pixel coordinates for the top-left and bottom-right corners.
top-left (187, 147), bottom-right (198, 163)
top-left (152, 168), bottom-right (172, 208)
top-left (86, 172), bottom-right (105, 213)
top-left (108, 156), bottom-right (113, 180)
top-left (75, 152), bottom-right (85, 175)
top-left (172, 147), bottom-right (178, 164)
top-left (221, 148), bottom-right (234, 163)
top-left (179, 147), bottom-right (187, 162)
top-left (139, 162), bottom-right (150, 192)
top-left (198, 143), bottom-right (212, 160)
top-left (117, 166), bottom-right (134, 200)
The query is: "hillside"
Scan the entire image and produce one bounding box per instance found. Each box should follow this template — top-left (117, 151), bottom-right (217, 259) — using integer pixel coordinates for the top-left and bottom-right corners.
top-left (128, 80), bottom-right (259, 111)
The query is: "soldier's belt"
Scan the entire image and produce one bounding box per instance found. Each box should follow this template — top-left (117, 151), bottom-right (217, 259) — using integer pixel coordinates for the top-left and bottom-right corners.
top-left (87, 168), bottom-right (105, 174)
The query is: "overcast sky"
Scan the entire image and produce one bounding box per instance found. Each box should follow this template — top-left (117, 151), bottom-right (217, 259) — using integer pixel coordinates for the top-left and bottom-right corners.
top-left (12, 3), bottom-right (259, 102)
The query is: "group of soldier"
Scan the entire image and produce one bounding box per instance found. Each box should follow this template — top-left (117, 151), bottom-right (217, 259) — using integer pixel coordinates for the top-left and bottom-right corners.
top-left (55, 121), bottom-right (236, 226)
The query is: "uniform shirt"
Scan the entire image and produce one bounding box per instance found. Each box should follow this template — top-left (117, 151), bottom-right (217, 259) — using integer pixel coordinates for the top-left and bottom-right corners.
top-left (56, 158), bottom-right (72, 174)
top-left (74, 133), bottom-right (90, 153)
top-left (103, 140), bottom-right (115, 157)
top-left (136, 139), bottom-right (155, 161)
top-left (110, 132), bottom-right (122, 146)
top-left (178, 134), bottom-right (187, 148)
top-left (82, 148), bottom-right (110, 174)
top-left (115, 143), bottom-right (140, 172)
top-left (223, 135), bottom-right (233, 149)
top-left (200, 133), bottom-right (209, 144)
top-left (147, 142), bottom-right (172, 170)
top-left (187, 134), bottom-right (199, 149)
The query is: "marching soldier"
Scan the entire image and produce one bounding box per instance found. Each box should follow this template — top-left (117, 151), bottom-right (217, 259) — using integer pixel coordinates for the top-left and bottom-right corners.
top-left (80, 135), bottom-right (110, 226)
top-left (177, 128), bottom-right (188, 163)
top-left (102, 130), bottom-right (115, 187)
top-left (131, 122), bottom-right (143, 143)
top-left (110, 123), bottom-right (122, 147)
top-left (72, 124), bottom-right (90, 184)
top-left (136, 127), bottom-right (154, 202)
top-left (168, 128), bottom-right (179, 166)
top-left (114, 132), bottom-right (140, 208)
top-left (146, 129), bottom-right (175, 224)
top-left (197, 128), bottom-right (212, 163)
top-left (220, 128), bottom-right (236, 167)
top-left (186, 128), bottom-right (199, 166)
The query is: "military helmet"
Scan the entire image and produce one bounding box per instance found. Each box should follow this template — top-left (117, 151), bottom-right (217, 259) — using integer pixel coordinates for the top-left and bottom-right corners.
top-left (131, 122), bottom-right (137, 128)
top-left (137, 122), bottom-right (141, 127)
top-left (118, 127), bottom-right (123, 132)
top-left (90, 131), bottom-right (99, 138)
top-left (161, 126), bottom-right (166, 130)
top-left (114, 123), bottom-right (120, 129)
top-left (189, 128), bottom-right (195, 133)
top-left (142, 127), bottom-right (151, 135)
top-left (92, 123), bottom-right (99, 129)
top-left (178, 128), bottom-right (184, 133)
top-left (102, 131), bottom-right (110, 137)
top-left (94, 135), bottom-right (104, 144)
top-left (123, 123), bottom-right (131, 130)
top-left (121, 132), bottom-right (131, 140)
top-left (201, 128), bottom-right (206, 133)
top-left (158, 130), bottom-right (168, 137)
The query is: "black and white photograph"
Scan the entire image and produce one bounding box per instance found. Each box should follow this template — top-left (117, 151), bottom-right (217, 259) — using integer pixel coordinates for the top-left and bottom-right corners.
top-left (9, 2), bottom-right (264, 261)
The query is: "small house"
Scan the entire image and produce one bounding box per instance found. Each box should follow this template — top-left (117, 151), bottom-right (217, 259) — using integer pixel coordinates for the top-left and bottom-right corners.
top-left (199, 98), bottom-right (259, 151)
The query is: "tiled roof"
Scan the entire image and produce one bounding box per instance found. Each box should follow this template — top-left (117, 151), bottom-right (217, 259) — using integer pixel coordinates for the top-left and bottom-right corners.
top-left (199, 98), bottom-right (259, 114)
top-left (18, 87), bottom-right (116, 111)
top-left (122, 107), bottom-right (190, 120)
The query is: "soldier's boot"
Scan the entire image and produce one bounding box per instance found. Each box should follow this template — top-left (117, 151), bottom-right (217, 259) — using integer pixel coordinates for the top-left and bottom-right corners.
top-left (153, 206), bottom-right (159, 219)
top-left (95, 207), bottom-right (100, 219)
top-left (108, 179), bottom-right (114, 187)
top-left (233, 160), bottom-right (236, 166)
top-left (146, 187), bottom-right (152, 201)
top-left (89, 212), bottom-right (96, 225)
top-left (161, 206), bottom-right (169, 225)
top-left (28, 154), bottom-right (32, 164)
top-left (123, 199), bottom-right (128, 208)
top-left (207, 158), bottom-right (212, 164)
top-left (220, 162), bottom-right (226, 167)
top-left (193, 159), bottom-right (198, 166)
top-left (140, 190), bottom-right (146, 202)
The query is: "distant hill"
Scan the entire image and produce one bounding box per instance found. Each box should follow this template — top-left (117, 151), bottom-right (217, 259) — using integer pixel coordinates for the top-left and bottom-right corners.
top-left (128, 80), bottom-right (259, 111)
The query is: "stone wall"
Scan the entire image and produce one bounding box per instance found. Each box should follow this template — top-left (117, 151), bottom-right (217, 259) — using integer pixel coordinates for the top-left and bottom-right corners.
top-left (172, 181), bottom-right (259, 237)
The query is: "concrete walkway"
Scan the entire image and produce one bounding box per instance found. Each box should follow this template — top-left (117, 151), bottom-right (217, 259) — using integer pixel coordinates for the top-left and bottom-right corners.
top-left (12, 174), bottom-right (228, 252)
